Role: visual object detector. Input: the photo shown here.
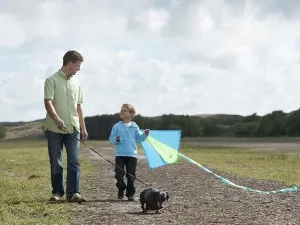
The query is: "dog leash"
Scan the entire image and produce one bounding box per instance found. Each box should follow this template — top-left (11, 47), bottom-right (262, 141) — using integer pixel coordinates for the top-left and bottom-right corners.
top-left (59, 127), bottom-right (152, 188)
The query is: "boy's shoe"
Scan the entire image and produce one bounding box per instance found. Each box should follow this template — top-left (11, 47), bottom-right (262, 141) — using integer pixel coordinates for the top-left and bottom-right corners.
top-left (127, 195), bottom-right (134, 201)
top-left (66, 193), bottom-right (87, 203)
top-left (49, 194), bottom-right (64, 202)
top-left (118, 190), bottom-right (124, 199)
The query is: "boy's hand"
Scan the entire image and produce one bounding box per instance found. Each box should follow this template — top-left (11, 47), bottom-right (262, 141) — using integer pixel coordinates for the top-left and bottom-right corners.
top-left (145, 129), bottom-right (150, 136)
top-left (116, 136), bottom-right (120, 142)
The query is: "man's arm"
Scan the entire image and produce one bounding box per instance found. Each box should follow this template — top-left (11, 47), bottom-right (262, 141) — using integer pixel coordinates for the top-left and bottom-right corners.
top-left (44, 78), bottom-right (64, 129)
top-left (44, 99), bottom-right (64, 129)
top-left (44, 99), bottom-right (59, 120)
top-left (77, 104), bottom-right (86, 131)
top-left (77, 104), bottom-right (88, 141)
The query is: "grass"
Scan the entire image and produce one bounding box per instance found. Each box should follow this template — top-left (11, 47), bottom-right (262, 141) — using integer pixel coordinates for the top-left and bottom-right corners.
top-left (0, 139), bottom-right (95, 225)
top-left (180, 146), bottom-right (300, 187)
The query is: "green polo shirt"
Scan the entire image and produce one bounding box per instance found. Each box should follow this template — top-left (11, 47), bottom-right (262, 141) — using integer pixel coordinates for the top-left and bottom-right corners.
top-left (44, 69), bottom-right (83, 134)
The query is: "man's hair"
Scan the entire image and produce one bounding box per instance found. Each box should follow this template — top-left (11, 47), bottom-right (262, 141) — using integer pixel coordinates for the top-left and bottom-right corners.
top-left (63, 50), bottom-right (84, 66)
top-left (122, 103), bottom-right (136, 118)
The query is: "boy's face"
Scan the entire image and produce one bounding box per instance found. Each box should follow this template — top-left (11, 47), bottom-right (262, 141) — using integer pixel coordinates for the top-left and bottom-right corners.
top-left (120, 106), bottom-right (132, 121)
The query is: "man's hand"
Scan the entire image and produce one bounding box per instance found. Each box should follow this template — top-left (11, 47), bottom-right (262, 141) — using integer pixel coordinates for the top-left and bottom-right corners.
top-left (116, 136), bottom-right (120, 142)
top-left (145, 129), bottom-right (150, 136)
top-left (81, 129), bottom-right (88, 142)
top-left (54, 117), bottom-right (65, 129)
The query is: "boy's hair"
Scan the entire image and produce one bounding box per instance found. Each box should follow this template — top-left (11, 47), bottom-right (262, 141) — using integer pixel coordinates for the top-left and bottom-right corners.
top-left (63, 50), bottom-right (84, 66)
top-left (122, 103), bottom-right (136, 118)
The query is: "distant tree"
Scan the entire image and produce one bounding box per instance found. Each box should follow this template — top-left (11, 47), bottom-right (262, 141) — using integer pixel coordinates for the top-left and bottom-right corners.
top-left (0, 124), bottom-right (7, 139)
top-left (242, 113), bottom-right (260, 123)
top-left (255, 110), bottom-right (287, 137)
top-left (201, 121), bottom-right (222, 137)
top-left (255, 116), bottom-right (273, 137)
top-left (233, 122), bottom-right (258, 137)
top-left (286, 109), bottom-right (300, 136)
top-left (268, 111), bottom-right (287, 136)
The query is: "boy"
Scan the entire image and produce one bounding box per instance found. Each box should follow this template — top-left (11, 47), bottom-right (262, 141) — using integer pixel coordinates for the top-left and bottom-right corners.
top-left (109, 104), bottom-right (150, 201)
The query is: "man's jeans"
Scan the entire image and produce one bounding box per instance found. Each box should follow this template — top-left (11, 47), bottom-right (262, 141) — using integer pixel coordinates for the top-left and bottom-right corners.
top-left (46, 129), bottom-right (80, 198)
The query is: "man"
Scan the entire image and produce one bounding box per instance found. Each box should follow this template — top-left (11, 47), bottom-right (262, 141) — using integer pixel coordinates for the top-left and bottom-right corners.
top-left (44, 50), bottom-right (88, 203)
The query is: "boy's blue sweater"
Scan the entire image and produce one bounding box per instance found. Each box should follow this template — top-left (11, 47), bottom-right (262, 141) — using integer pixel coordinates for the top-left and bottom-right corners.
top-left (109, 121), bottom-right (147, 158)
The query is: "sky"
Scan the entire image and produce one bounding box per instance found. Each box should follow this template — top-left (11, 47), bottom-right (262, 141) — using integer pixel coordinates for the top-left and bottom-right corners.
top-left (1, 0), bottom-right (300, 122)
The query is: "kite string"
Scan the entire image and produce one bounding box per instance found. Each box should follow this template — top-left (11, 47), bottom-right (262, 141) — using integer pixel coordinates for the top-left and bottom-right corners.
top-left (179, 153), bottom-right (298, 194)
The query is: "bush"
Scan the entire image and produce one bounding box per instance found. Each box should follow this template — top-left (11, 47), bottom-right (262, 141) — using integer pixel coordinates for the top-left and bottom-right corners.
top-left (0, 124), bottom-right (7, 139)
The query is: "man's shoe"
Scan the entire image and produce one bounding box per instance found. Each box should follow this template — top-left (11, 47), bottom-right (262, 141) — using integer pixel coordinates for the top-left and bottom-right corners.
top-left (49, 194), bottom-right (63, 202)
top-left (118, 190), bottom-right (124, 199)
top-left (67, 193), bottom-right (87, 203)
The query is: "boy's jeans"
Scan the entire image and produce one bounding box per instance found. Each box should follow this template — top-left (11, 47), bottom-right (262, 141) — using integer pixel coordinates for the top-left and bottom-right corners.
top-left (46, 129), bottom-right (81, 198)
top-left (115, 156), bottom-right (137, 197)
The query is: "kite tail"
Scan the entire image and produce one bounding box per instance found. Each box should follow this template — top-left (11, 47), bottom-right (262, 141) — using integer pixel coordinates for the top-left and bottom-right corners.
top-left (178, 153), bottom-right (298, 194)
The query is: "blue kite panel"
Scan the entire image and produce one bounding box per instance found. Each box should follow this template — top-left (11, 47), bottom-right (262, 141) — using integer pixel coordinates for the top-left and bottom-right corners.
top-left (140, 141), bottom-right (166, 169)
top-left (139, 130), bottom-right (181, 169)
top-left (140, 130), bottom-right (181, 150)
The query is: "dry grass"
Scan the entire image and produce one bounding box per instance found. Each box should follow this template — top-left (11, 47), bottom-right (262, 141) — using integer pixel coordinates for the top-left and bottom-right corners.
top-left (4, 121), bottom-right (45, 140)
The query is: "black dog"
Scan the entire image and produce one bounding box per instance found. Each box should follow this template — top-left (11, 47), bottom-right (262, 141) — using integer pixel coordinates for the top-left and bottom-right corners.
top-left (139, 188), bottom-right (169, 214)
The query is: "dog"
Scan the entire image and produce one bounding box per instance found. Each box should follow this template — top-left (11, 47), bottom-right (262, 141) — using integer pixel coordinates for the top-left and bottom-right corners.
top-left (139, 188), bottom-right (169, 214)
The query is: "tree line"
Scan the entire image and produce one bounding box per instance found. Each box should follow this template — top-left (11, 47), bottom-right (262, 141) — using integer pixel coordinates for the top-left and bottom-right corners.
top-left (84, 108), bottom-right (300, 139)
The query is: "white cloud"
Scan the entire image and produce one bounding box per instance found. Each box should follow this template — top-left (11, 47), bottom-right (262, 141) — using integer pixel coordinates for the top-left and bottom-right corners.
top-left (0, 13), bottom-right (26, 48)
top-left (128, 9), bottom-right (169, 35)
top-left (1, 0), bottom-right (300, 122)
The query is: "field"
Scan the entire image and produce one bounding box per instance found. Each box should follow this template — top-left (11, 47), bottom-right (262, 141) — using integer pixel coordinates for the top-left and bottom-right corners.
top-left (0, 140), bottom-right (94, 225)
top-left (1, 138), bottom-right (300, 224)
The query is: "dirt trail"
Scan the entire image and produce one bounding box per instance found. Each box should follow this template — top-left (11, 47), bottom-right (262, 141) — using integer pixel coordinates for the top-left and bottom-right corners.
top-left (71, 142), bottom-right (300, 225)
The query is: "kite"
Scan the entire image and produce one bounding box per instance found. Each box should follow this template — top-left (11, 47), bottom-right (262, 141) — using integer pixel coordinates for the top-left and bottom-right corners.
top-left (140, 130), bottom-right (181, 169)
top-left (139, 129), bottom-right (298, 194)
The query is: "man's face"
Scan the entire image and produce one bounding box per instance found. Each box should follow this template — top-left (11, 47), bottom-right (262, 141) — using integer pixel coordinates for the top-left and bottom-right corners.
top-left (68, 60), bottom-right (82, 75)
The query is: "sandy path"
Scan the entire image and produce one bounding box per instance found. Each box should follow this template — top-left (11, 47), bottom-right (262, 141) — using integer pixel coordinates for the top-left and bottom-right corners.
top-left (69, 142), bottom-right (300, 225)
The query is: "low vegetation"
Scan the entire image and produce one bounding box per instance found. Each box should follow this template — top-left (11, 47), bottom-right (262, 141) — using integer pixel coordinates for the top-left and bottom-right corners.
top-left (0, 140), bottom-right (95, 225)
top-left (180, 146), bottom-right (300, 187)
top-left (0, 124), bottom-right (7, 139)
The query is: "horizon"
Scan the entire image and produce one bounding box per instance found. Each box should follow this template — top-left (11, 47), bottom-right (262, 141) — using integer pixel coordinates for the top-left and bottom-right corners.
top-left (1, 107), bottom-right (297, 123)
